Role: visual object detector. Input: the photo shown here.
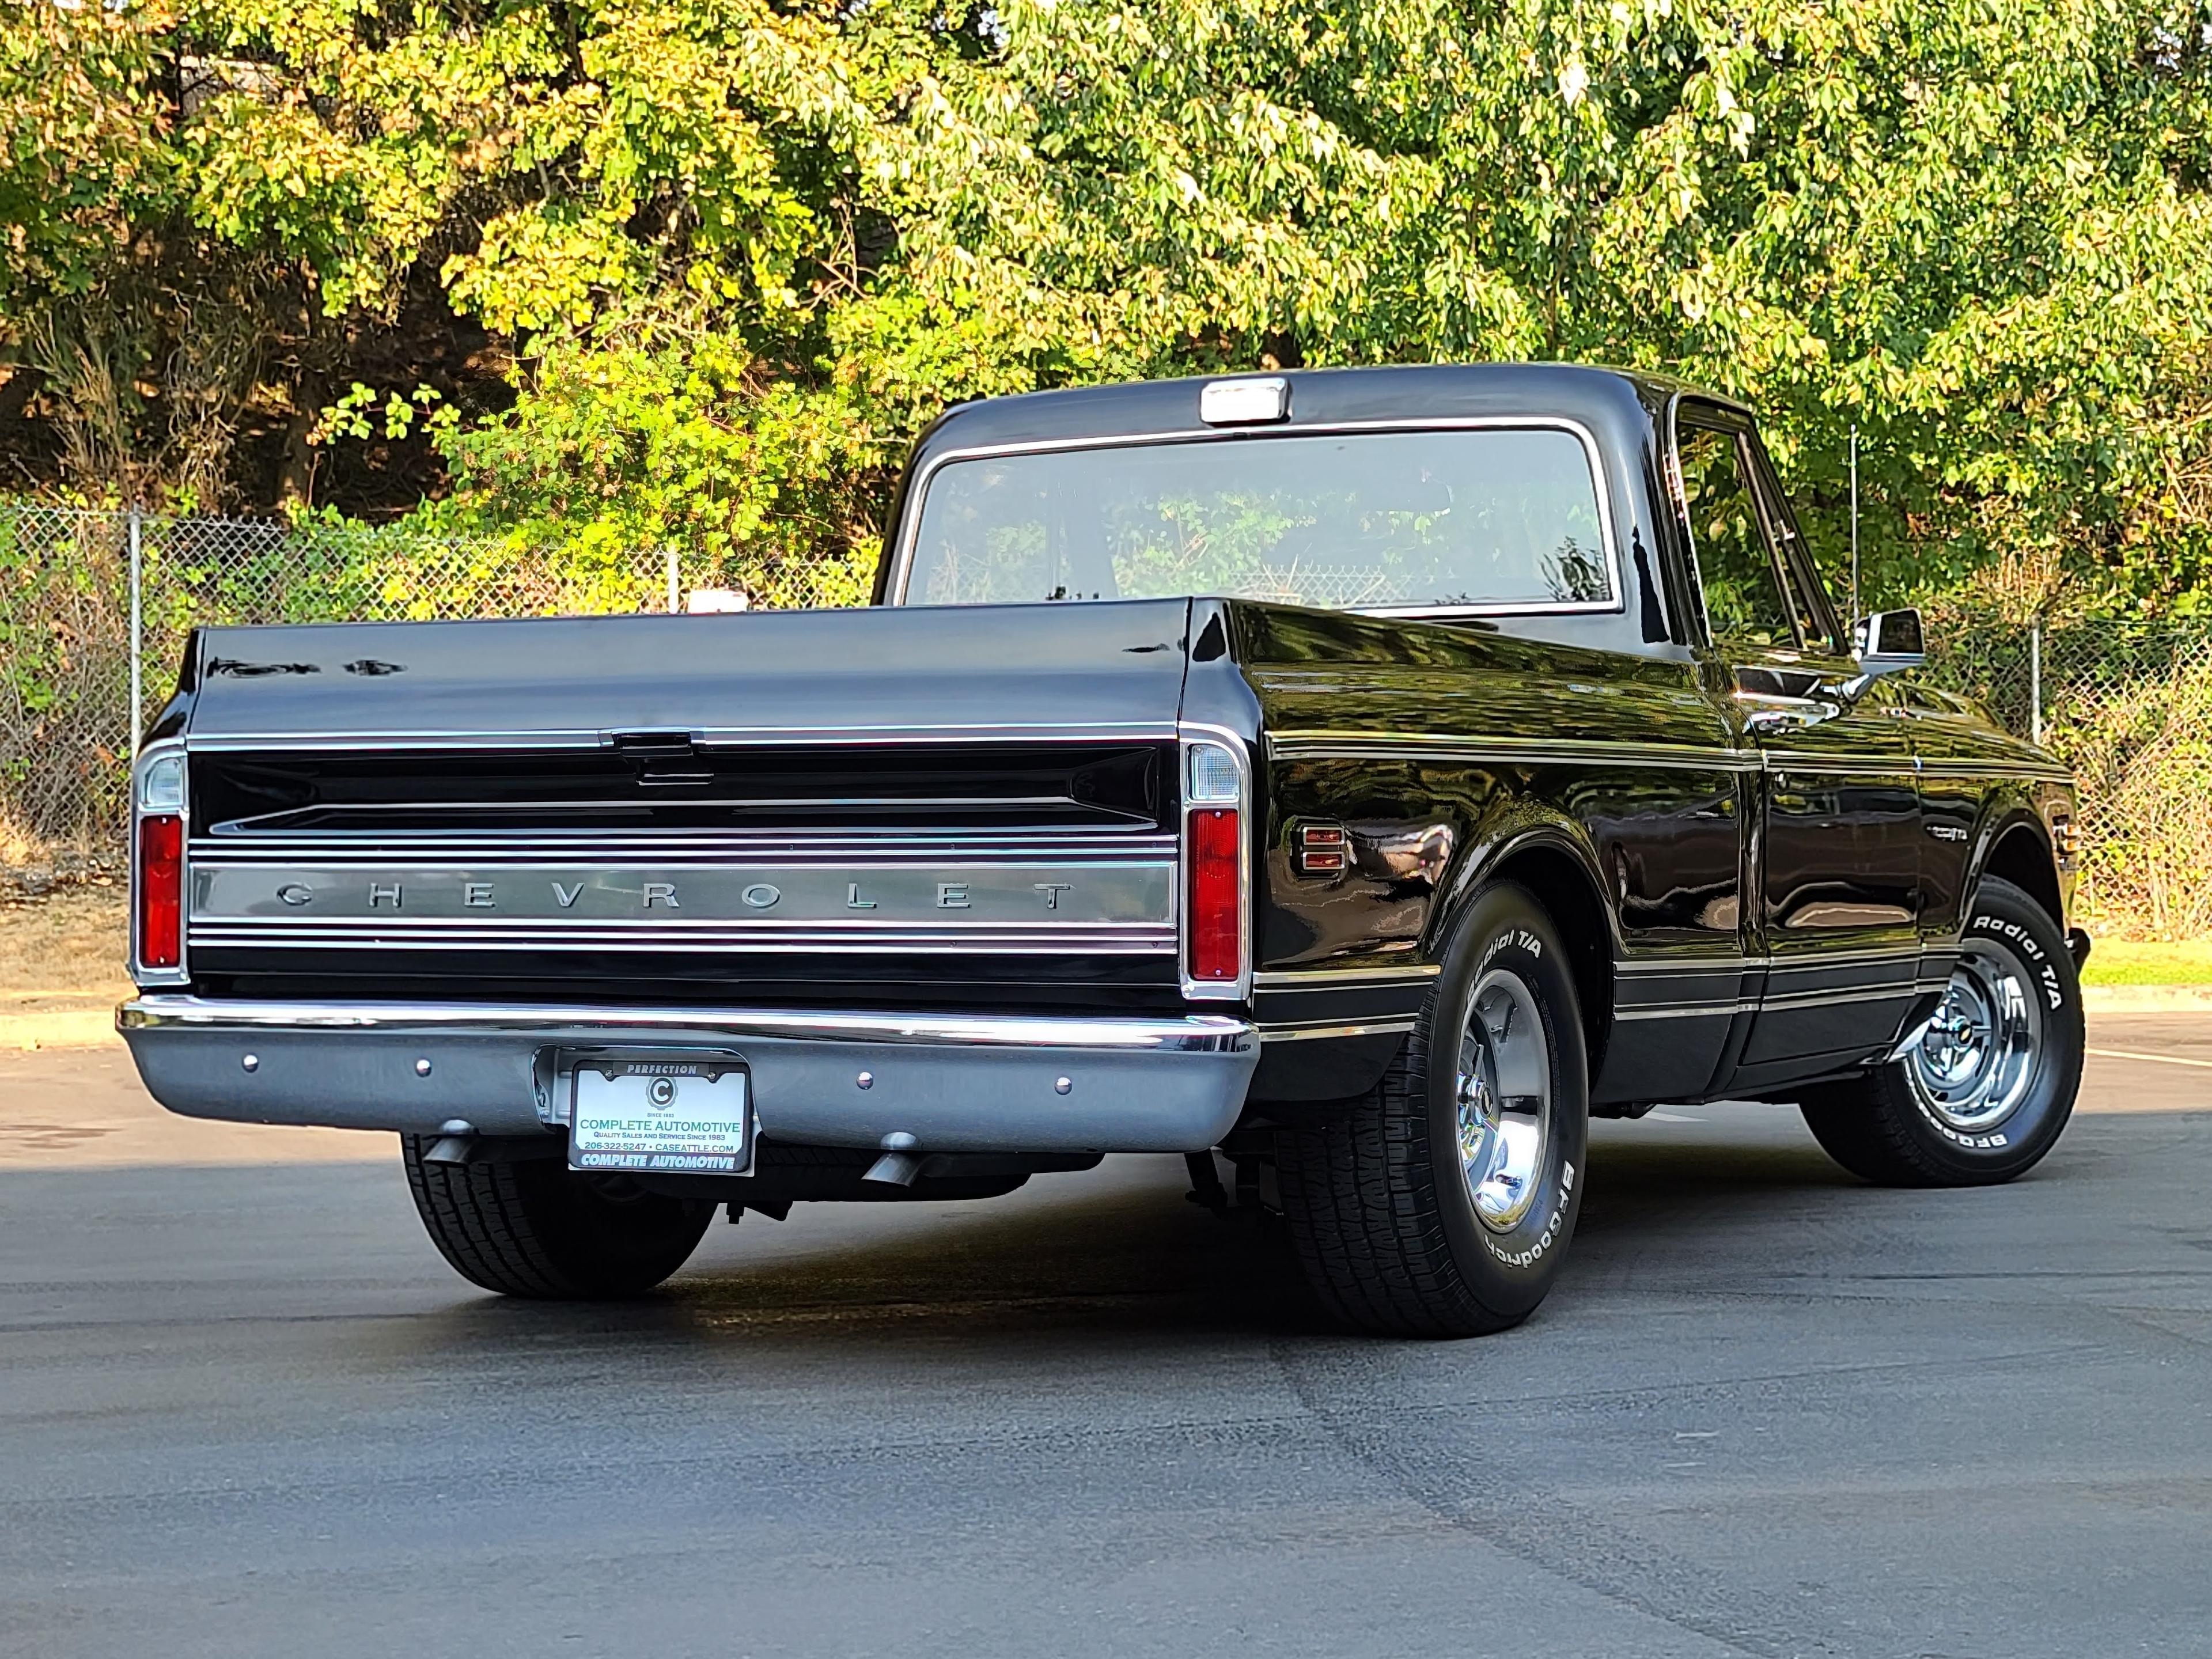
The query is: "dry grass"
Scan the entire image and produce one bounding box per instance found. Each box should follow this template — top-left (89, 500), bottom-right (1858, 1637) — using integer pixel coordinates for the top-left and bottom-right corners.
top-left (2078, 938), bottom-right (2212, 986)
top-left (0, 885), bottom-right (131, 1005)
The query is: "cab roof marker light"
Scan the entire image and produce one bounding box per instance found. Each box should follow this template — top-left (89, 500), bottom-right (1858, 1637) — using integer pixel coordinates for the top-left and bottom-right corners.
top-left (1199, 377), bottom-right (1290, 426)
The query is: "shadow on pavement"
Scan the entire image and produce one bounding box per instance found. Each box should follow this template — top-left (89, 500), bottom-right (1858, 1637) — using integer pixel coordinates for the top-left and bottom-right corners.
top-left (381, 1120), bottom-right (1868, 1356)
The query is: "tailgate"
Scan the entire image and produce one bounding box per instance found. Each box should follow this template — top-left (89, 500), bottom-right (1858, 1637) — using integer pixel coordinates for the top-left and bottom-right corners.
top-left (166, 597), bottom-right (1198, 1005)
top-left (182, 598), bottom-right (1195, 747)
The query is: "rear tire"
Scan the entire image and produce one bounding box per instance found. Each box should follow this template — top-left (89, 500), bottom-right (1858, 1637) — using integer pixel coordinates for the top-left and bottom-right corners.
top-left (1275, 881), bottom-right (1590, 1338)
top-left (400, 1138), bottom-right (714, 1298)
top-left (1798, 876), bottom-right (2082, 1187)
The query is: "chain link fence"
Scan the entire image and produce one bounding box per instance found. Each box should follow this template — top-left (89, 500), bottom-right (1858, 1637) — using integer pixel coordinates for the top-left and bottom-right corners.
top-left (1, 504), bottom-right (874, 863)
top-left (1927, 618), bottom-right (2212, 937)
top-left (7, 503), bottom-right (2212, 934)
top-left (0, 507), bottom-right (131, 858)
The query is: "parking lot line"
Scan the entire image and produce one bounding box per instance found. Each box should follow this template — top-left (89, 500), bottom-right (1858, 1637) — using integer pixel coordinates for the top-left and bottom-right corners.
top-left (2085, 1045), bottom-right (2212, 1069)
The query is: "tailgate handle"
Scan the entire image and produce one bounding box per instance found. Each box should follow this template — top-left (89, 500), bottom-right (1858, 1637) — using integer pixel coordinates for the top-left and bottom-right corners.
top-left (607, 730), bottom-right (701, 756)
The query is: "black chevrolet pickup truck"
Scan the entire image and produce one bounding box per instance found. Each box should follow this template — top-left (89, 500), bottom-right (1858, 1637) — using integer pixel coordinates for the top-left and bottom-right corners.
top-left (119, 364), bottom-right (2087, 1336)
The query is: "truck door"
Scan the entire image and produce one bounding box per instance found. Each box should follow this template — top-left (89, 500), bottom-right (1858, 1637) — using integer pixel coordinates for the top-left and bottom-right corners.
top-left (1672, 402), bottom-right (1926, 1089)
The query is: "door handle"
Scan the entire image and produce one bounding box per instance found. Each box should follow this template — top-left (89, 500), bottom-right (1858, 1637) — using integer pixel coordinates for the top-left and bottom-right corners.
top-left (1739, 696), bottom-right (1840, 735)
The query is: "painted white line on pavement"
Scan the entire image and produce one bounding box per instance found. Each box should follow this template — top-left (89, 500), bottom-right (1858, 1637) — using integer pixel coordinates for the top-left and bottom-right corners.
top-left (2086, 1046), bottom-right (2212, 1071)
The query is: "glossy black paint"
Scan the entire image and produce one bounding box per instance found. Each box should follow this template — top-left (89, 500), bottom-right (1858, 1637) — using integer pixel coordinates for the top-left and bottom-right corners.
top-left (1737, 692), bottom-right (1924, 1076)
top-left (179, 600), bottom-right (1196, 745)
top-left (151, 364), bottom-right (2079, 1119)
top-left (1098, 368), bottom-right (2073, 1112)
top-left (1225, 600), bottom-right (1755, 1105)
top-left (191, 743), bottom-right (1171, 835)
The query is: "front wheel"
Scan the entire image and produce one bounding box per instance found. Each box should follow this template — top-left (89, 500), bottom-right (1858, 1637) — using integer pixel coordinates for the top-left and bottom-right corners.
top-left (1274, 881), bottom-right (1591, 1338)
top-left (1798, 876), bottom-right (2083, 1186)
top-left (400, 1138), bottom-right (715, 1298)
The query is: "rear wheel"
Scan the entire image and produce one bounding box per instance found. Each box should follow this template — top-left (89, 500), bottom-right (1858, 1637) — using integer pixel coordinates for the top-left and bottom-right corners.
top-left (1275, 882), bottom-right (1590, 1338)
top-left (400, 1138), bottom-right (714, 1298)
top-left (1798, 876), bottom-right (2082, 1186)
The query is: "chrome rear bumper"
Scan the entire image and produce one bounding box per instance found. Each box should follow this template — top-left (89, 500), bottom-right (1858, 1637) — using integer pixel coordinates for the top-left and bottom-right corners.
top-left (118, 995), bottom-right (1258, 1153)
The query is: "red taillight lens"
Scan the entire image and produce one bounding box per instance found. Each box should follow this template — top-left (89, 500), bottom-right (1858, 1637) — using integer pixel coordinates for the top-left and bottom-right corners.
top-left (138, 813), bottom-right (183, 970)
top-left (1187, 807), bottom-right (1241, 983)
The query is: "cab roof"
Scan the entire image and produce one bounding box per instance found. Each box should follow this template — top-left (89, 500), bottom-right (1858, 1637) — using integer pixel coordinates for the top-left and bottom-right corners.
top-left (906, 362), bottom-right (1732, 463)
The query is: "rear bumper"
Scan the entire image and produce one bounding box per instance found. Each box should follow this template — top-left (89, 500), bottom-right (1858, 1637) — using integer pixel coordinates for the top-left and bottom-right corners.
top-left (117, 995), bottom-right (1259, 1153)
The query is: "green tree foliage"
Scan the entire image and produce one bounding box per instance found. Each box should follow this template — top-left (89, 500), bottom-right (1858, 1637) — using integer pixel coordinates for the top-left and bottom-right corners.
top-left (6, 0), bottom-right (2212, 613)
top-left (1, 5), bottom-right (173, 310)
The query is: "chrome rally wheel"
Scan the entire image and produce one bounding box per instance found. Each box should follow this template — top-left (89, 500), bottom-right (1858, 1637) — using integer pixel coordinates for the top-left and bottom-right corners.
top-left (1799, 876), bottom-right (2082, 1187)
top-left (1273, 880), bottom-right (1590, 1338)
top-left (1904, 941), bottom-right (2043, 1136)
top-left (1456, 967), bottom-right (1553, 1233)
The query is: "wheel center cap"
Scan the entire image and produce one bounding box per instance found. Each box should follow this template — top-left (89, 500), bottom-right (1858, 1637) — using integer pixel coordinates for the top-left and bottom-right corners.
top-left (1456, 1072), bottom-right (1497, 1158)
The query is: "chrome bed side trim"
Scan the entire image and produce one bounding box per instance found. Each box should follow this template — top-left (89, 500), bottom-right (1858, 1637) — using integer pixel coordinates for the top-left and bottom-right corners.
top-left (1267, 732), bottom-right (1759, 770)
top-left (1252, 964), bottom-right (1441, 989)
top-left (1255, 1017), bottom-right (1421, 1042)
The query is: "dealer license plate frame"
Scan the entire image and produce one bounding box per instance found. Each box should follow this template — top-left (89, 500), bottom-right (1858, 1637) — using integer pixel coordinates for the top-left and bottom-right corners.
top-left (565, 1050), bottom-right (753, 1176)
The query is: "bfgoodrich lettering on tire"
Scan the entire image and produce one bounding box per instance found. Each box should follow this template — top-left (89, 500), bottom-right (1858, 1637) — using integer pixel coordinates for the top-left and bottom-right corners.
top-left (1274, 881), bottom-right (1591, 1338)
top-left (1798, 876), bottom-right (2083, 1187)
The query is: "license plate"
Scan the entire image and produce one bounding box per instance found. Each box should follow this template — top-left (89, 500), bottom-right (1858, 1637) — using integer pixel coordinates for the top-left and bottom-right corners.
top-left (569, 1056), bottom-right (750, 1173)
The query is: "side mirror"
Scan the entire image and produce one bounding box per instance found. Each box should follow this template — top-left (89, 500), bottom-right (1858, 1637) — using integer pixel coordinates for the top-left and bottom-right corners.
top-left (1853, 608), bottom-right (1925, 677)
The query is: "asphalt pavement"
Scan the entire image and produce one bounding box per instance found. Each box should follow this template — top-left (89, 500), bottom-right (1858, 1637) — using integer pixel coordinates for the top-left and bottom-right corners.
top-left (2, 1017), bottom-right (2208, 1659)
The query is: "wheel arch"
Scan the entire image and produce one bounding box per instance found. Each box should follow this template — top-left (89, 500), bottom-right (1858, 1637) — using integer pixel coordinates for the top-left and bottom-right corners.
top-left (1440, 823), bottom-right (1617, 1073)
top-left (1976, 814), bottom-right (2063, 930)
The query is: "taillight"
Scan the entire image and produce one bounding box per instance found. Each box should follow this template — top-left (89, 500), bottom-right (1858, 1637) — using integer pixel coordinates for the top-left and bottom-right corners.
top-left (138, 813), bottom-right (183, 969)
top-left (1187, 806), bottom-right (1241, 982)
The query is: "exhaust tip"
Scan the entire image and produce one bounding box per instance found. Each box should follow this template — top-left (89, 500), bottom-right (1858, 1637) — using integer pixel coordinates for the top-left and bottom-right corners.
top-left (863, 1150), bottom-right (922, 1187)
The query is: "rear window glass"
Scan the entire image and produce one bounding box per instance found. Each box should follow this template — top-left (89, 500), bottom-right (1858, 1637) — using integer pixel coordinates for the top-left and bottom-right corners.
top-left (903, 427), bottom-right (1613, 612)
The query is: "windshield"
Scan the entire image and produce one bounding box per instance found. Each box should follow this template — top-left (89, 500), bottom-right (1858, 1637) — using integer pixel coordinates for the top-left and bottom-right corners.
top-left (902, 426), bottom-right (1614, 612)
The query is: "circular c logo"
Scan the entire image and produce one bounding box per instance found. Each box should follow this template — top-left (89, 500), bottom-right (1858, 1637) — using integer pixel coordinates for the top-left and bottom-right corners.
top-left (647, 1077), bottom-right (678, 1110)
